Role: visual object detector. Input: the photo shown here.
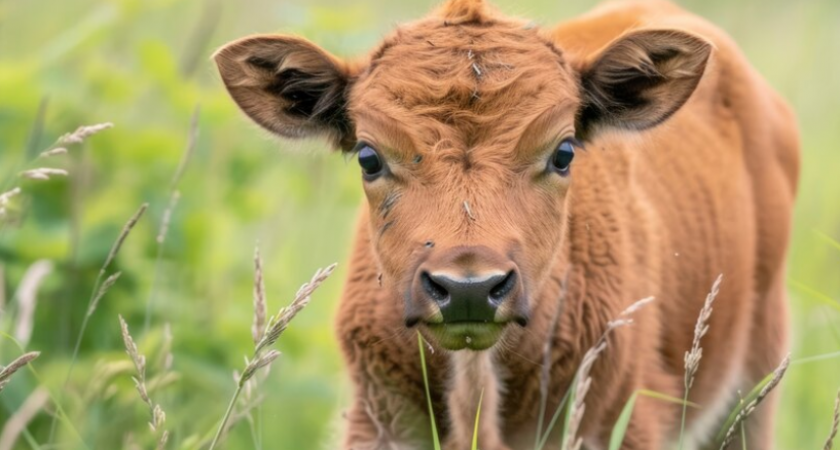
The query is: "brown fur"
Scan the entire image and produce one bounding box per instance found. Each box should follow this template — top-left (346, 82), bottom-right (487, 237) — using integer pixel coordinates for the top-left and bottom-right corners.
top-left (214, 0), bottom-right (799, 448)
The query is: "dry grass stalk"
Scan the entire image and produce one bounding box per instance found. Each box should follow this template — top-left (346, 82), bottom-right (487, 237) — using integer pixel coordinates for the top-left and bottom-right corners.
top-left (0, 187), bottom-right (21, 219)
top-left (562, 297), bottom-right (655, 450)
top-left (144, 108), bottom-right (197, 332)
top-left (685, 274), bottom-right (723, 390)
top-left (0, 187), bottom-right (21, 205)
top-left (103, 203), bottom-right (149, 274)
top-left (0, 387), bottom-right (49, 450)
top-left (156, 191), bottom-right (180, 245)
top-left (57, 122), bottom-right (114, 145)
top-left (169, 106), bottom-right (199, 190)
top-left (13, 260), bottom-right (53, 347)
top-left (161, 323), bottom-right (174, 372)
top-left (0, 352), bottom-right (40, 393)
top-left (39, 147), bottom-right (67, 158)
top-left (19, 168), bottom-right (68, 180)
top-left (719, 354), bottom-right (791, 449)
top-left (144, 190), bottom-right (181, 333)
top-left (825, 390), bottom-right (840, 450)
top-left (49, 202), bottom-right (146, 438)
top-left (208, 258), bottom-right (337, 450)
top-left (119, 315), bottom-right (169, 450)
top-left (87, 272), bottom-right (121, 317)
top-left (253, 263), bottom-right (337, 356)
top-left (252, 246), bottom-right (267, 346)
top-left (679, 275), bottom-right (723, 450)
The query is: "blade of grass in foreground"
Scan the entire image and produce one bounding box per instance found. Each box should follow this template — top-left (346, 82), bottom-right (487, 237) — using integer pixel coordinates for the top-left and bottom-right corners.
top-left (535, 387), bottom-right (572, 450)
top-left (814, 229), bottom-right (840, 253)
top-left (559, 374), bottom-right (577, 450)
top-left (472, 389), bottom-right (484, 450)
top-left (418, 332), bottom-right (441, 450)
top-left (609, 389), bottom-right (700, 450)
top-left (788, 279), bottom-right (840, 312)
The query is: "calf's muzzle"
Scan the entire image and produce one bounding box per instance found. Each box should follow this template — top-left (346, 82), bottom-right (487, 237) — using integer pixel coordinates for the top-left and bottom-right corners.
top-left (408, 245), bottom-right (528, 327)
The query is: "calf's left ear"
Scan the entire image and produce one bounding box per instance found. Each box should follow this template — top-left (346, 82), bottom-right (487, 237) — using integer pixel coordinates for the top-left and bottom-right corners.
top-left (213, 35), bottom-right (354, 149)
top-left (578, 29), bottom-right (712, 138)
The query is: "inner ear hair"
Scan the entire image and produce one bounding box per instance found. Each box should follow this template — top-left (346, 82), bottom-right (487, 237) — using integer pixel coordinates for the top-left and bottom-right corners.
top-left (577, 29), bottom-right (712, 139)
top-left (214, 35), bottom-right (355, 150)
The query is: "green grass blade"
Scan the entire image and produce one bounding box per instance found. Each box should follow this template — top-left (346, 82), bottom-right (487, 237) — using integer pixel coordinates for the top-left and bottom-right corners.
top-left (418, 332), bottom-right (442, 450)
top-left (637, 389), bottom-right (701, 408)
top-left (472, 388), bottom-right (485, 450)
top-left (559, 374), bottom-right (579, 450)
top-left (814, 229), bottom-right (840, 252)
top-left (609, 389), bottom-right (699, 450)
top-left (788, 279), bottom-right (840, 312)
top-left (715, 372), bottom-right (774, 442)
top-left (535, 386), bottom-right (572, 450)
top-left (791, 350), bottom-right (840, 366)
top-left (608, 391), bottom-right (638, 450)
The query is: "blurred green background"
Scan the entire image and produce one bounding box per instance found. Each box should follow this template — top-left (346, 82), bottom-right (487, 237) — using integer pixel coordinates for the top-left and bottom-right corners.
top-left (0, 0), bottom-right (838, 448)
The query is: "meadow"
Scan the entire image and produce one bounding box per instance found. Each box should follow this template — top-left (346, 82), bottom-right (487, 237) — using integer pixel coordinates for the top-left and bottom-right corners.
top-left (1, 0), bottom-right (839, 449)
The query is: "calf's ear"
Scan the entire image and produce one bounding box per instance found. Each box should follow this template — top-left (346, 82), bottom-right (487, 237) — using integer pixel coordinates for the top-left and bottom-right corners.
top-left (577, 29), bottom-right (712, 138)
top-left (213, 35), bottom-right (353, 149)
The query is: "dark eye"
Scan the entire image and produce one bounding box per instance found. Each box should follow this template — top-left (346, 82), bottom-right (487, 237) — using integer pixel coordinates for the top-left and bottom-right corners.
top-left (550, 138), bottom-right (578, 174)
top-left (357, 144), bottom-right (384, 178)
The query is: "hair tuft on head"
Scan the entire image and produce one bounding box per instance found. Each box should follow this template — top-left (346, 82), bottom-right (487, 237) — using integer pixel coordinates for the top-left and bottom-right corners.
top-left (436, 0), bottom-right (493, 25)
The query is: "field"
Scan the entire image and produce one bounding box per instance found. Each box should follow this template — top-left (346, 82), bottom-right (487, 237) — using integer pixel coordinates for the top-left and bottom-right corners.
top-left (1, 0), bottom-right (839, 448)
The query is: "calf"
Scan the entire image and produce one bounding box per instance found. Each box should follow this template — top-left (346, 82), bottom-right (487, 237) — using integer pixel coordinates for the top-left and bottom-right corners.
top-left (214, 0), bottom-right (799, 448)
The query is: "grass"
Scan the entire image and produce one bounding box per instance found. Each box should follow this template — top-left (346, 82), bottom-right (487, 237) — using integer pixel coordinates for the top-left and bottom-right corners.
top-left (1, 0), bottom-right (840, 448)
top-left (208, 252), bottom-right (335, 450)
top-left (0, 104), bottom-right (838, 450)
top-left (418, 332), bottom-right (442, 450)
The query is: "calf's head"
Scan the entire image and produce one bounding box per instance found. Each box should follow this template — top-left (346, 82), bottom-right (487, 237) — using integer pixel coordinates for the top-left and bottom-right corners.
top-left (215, 0), bottom-right (710, 351)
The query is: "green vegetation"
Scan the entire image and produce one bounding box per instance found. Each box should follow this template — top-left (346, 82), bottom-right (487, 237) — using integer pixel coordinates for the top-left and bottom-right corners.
top-left (1, 0), bottom-right (839, 448)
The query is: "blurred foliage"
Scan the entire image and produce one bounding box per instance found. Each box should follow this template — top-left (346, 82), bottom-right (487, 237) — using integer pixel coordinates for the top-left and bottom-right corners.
top-left (0, 0), bottom-right (838, 449)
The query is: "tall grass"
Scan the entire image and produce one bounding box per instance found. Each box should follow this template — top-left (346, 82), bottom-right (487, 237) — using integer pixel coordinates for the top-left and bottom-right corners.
top-left (679, 275), bottom-right (722, 449)
top-left (418, 332), bottom-right (442, 450)
top-left (49, 202), bottom-right (148, 441)
top-left (208, 247), bottom-right (336, 450)
top-left (825, 390), bottom-right (840, 450)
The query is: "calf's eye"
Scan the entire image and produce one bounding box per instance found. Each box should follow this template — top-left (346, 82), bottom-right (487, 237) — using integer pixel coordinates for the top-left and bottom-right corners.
top-left (357, 144), bottom-right (384, 178)
top-left (550, 138), bottom-right (578, 174)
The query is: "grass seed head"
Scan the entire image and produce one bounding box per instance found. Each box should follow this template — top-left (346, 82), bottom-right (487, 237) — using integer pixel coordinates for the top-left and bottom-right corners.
top-left (88, 272), bottom-right (122, 317)
top-left (156, 191), bottom-right (180, 245)
top-left (255, 263), bottom-right (337, 355)
top-left (685, 274), bottom-right (723, 390)
top-left (19, 168), bottom-right (68, 180)
top-left (57, 122), bottom-right (114, 145)
top-left (0, 187), bottom-right (21, 219)
top-left (719, 353), bottom-right (790, 449)
top-left (252, 245), bottom-right (267, 346)
top-left (39, 147), bottom-right (68, 158)
top-left (562, 297), bottom-right (654, 450)
top-left (824, 390), bottom-right (840, 450)
top-left (0, 352), bottom-right (41, 393)
top-left (14, 260), bottom-right (53, 347)
top-left (102, 203), bottom-right (148, 273)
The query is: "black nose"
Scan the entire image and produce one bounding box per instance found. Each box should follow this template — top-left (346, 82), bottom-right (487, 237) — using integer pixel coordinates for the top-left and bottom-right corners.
top-left (421, 271), bottom-right (518, 323)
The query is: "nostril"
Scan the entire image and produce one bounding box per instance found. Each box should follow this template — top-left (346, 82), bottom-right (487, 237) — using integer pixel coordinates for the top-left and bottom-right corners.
top-left (489, 271), bottom-right (517, 304)
top-left (421, 271), bottom-right (449, 303)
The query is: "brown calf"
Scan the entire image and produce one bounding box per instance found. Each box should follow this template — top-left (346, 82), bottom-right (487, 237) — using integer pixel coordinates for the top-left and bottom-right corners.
top-left (214, 0), bottom-right (799, 448)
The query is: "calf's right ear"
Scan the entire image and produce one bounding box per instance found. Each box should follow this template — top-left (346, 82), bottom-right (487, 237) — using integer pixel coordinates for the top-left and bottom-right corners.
top-left (213, 35), bottom-right (353, 149)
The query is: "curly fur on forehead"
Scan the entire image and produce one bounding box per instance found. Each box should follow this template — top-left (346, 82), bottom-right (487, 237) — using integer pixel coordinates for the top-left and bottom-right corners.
top-left (352, 4), bottom-right (572, 132)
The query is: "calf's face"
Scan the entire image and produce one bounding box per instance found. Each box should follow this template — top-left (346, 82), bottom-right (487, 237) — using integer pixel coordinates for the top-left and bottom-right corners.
top-left (214, 0), bottom-right (710, 351)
